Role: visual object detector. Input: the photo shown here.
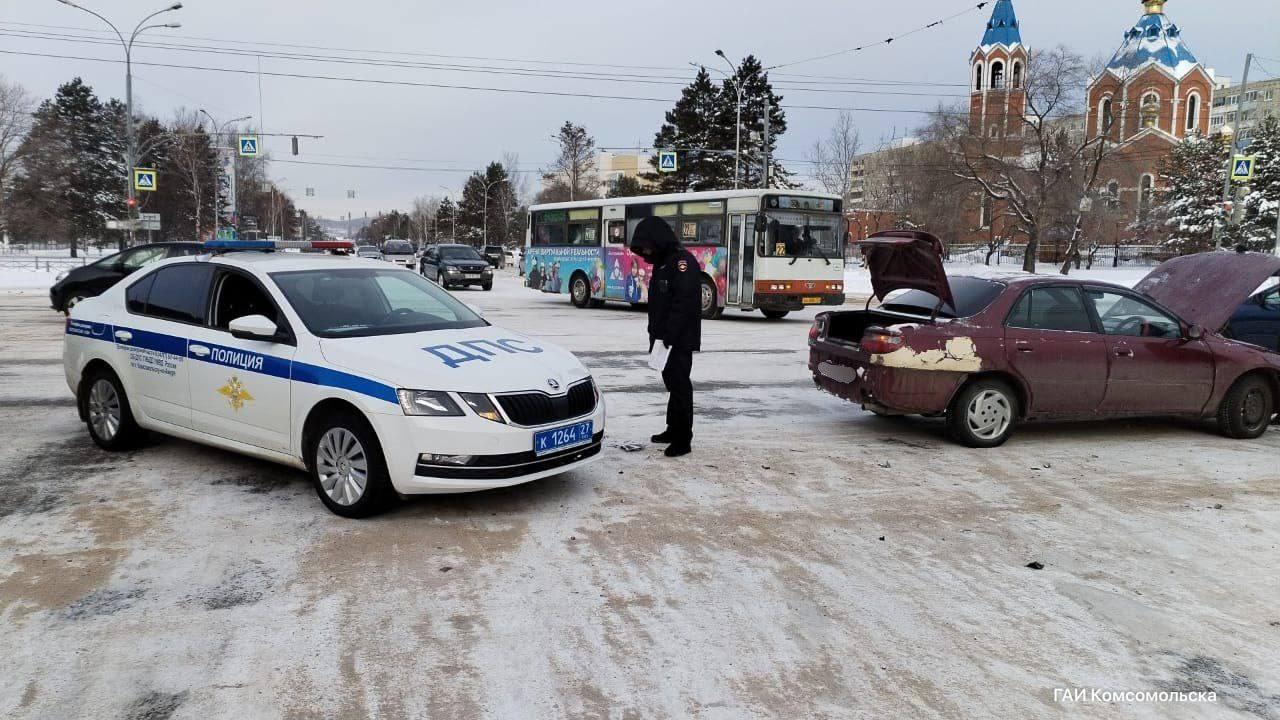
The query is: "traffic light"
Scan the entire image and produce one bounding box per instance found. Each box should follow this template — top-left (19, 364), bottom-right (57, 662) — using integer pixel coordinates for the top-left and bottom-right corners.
top-left (292, 136), bottom-right (299, 156)
top-left (126, 197), bottom-right (137, 208)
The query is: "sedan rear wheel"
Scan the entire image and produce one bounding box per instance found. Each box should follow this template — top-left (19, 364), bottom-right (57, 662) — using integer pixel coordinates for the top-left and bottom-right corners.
top-left (307, 412), bottom-right (394, 518)
top-left (947, 379), bottom-right (1018, 448)
top-left (83, 367), bottom-right (142, 450)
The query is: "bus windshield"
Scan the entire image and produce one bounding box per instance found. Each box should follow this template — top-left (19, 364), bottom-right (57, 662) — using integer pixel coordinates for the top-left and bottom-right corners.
top-left (761, 212), bottom-right (843, 260)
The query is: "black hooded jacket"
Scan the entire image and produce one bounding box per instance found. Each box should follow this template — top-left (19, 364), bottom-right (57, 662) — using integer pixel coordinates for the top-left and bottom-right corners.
top-left (630, 216), bottom-right (701, 351)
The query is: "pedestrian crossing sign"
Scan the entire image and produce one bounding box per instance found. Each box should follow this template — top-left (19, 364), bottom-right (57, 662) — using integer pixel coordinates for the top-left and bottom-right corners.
top-left (1231, 155), bottom-right (1256, 182)
top-left (239, 135), bottom-right (259, 157)
top-left (132, 168), bottom-right (157, 192)
top-left (658, 150), bottom-right (678, 173)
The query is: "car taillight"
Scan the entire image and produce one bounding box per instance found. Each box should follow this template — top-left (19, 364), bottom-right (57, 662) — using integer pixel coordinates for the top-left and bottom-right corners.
top-left (860, 327), bottom-right (904, 354)
top-left (808, 316), bottom-right (827, 346)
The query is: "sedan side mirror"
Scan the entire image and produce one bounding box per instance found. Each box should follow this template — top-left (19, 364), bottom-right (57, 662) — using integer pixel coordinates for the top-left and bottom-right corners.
top-left (1186, 324), bottom-right (1204, 341)
top-left (228, 314), bottom-right (282, 342)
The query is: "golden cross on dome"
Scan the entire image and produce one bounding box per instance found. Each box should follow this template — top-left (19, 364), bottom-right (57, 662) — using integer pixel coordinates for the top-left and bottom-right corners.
top-left (1143, 0), bottom-right (1166, 14)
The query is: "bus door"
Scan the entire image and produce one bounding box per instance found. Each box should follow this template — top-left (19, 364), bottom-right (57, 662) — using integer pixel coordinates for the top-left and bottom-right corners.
top-left (741, 213), bottom-right (758, 306)
top-left (728, 215), bottom-right (744, 305)
top-left (603, 205), bottom-right (626, 300)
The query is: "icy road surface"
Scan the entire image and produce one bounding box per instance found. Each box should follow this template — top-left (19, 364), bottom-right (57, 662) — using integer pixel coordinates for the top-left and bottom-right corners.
top-left (2, 273), bottom-right (1279, 719)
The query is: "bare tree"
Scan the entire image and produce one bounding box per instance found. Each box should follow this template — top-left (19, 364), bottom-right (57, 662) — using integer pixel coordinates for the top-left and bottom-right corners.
top-left (0, 76), bottom-right (34, 243)
top-left (937, 46), bottom-right (1112, 273)
top-left (806, 111), bottom-right (861, 204)
top-left (166, 109), bottom-right (215, 240)
top-left (410, 194), bottom-right (440, 244)
top-left (541, 121), bottom-right (599, 202)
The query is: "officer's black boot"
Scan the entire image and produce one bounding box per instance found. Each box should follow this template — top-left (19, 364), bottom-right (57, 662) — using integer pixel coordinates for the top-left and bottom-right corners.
top-left (664, 443), bottom-right (691, 458)
top-left (651, 431), bottom-right (675, 444)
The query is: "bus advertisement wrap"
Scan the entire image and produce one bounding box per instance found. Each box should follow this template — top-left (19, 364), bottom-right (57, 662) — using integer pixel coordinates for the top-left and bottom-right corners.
top-left (528, 245), bottom-right (726, 306)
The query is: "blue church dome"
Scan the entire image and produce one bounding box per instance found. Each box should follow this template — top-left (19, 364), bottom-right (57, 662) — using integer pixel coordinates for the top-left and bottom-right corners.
top-left (980, 0), bottom-right (1022, 49)
top-left (1105, 9), bottom-right (1200, 78)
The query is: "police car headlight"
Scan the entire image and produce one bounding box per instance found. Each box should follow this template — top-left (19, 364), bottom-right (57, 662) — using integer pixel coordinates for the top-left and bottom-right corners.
top-left (459, 392), bottom-right (505, 424)
top-left (396, 389), bottom-right (463, 416)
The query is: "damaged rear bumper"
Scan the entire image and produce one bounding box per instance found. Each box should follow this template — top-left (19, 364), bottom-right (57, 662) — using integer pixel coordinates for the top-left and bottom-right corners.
top-left (809, 344), bottom-right (965, 416)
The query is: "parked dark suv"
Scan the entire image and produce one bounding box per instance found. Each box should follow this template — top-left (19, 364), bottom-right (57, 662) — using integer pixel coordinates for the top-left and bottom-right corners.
top-left (482, 245), bottom-right (505, 269)
top-left (420, 244), bottom-right (493, 290)
top-left (50, 242), bottom-right (203, 312)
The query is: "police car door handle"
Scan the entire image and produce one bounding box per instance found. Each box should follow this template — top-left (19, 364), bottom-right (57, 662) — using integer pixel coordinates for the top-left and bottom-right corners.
top-left (189, 344), bottom-right (211, 357)
top-left (113, 330), bottom-right (132, 342)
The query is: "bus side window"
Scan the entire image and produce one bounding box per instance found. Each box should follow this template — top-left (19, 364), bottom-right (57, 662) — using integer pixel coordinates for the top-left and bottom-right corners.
top-left (568, 221), bottom-right (598, 246)
top-left (607, 220), bottom-right (626, 245)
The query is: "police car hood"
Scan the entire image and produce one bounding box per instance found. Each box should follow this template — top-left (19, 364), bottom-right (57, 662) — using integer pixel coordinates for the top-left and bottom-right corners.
top-left (318, 325), bottom-right (590, 393)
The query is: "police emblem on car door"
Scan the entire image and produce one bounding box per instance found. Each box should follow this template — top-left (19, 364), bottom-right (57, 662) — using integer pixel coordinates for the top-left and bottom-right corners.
top-left (217, 376), bottom-right (254, 411)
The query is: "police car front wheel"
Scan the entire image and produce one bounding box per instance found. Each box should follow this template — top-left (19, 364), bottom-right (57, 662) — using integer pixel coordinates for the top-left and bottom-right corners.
top-left (83, 367), bottom-right (143, 450)
top-left (306, 411), bottom-right (394, 518)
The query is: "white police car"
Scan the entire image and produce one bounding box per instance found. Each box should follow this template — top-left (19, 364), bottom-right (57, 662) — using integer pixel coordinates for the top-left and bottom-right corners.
top-left (63, 240), bottom-right (605, 517)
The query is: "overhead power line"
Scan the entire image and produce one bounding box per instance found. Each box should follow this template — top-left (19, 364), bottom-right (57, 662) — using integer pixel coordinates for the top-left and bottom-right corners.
top-left (0, 27), bottom-right (969, 97)
top-left (0, 48), bottom-right (981, 116)
top-left (770, 2), bottom-right (991, 70)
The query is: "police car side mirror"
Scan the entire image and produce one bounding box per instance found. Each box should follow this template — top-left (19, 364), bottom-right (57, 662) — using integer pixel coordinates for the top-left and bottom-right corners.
top-left (228, 314), bottom-right (282, 342)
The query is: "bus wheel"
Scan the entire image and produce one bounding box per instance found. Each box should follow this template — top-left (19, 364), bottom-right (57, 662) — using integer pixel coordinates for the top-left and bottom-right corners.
top-left (762, 309), bottom-right (789, 320)
top-left (699, 277), bottom-right (721, 320)
top-left (570, 273), bottom-right (592, 308)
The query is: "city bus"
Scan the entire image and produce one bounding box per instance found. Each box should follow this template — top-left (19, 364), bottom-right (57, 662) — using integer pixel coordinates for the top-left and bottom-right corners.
top-left (523, 190), bottom-right (846, 319)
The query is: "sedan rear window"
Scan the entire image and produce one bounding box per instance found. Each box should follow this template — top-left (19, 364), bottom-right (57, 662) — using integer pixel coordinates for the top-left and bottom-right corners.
top-left (383, 241), bottom-right (413, 254)
top-left (880, 277), bottom-right (1006, 318)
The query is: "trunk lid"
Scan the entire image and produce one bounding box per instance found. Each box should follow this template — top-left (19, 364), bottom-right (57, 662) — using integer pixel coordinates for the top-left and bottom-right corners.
top-left (857, 231), bottom-right (954, 312)
top-left (1135, 251), bottom-right (1280, 332)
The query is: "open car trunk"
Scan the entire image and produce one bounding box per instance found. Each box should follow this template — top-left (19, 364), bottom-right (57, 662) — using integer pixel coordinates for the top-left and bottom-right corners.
top-left (825, 309), bottom-right (932, 345)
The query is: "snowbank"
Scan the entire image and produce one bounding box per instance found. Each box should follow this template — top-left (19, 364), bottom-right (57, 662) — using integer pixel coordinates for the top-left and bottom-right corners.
top-left (0, 269), bottom-right (61, 290)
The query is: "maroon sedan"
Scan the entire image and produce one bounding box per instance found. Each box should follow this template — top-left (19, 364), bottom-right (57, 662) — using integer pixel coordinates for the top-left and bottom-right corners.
top-left (809, 231), bottom-right (1280, 447)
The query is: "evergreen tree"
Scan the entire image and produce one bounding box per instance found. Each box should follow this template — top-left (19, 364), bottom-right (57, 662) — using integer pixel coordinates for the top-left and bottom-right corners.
top-left (437, 196), bottom-right (459, 242)
top-left (607, 174), bottom-right (648, 198)
top-left (1237, 114), bottom-right (1280, 250)
top-left (714, 56), bottom-right (792, 189)
top-left (458, 162), bottom-right (513, 245)
top-left (1156, 132), bottom-right (1225, 253)
top-left (10, 79), bottom-right (125, 247)
top-left (645, 68), bottom-right (726, 192)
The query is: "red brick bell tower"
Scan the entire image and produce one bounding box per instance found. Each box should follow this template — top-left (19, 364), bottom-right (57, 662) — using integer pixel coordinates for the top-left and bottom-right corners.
top-left (969, 0), bottom-right (1028, 138)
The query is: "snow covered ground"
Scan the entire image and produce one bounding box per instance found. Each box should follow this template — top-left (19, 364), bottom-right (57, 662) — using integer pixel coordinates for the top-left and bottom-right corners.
top-left (0, 269), bottom-right (63, 291)
top-left (2, 271), bottom-right (1278, 719)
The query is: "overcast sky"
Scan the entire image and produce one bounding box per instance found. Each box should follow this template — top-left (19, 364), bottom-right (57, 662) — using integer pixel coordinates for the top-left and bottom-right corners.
top-left (3, 0), bottom-right (1277, 218)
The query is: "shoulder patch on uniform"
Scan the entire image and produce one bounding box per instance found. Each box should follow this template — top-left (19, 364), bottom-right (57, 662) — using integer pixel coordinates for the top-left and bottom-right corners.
top-left (677, 259), bottom-right (689, 272)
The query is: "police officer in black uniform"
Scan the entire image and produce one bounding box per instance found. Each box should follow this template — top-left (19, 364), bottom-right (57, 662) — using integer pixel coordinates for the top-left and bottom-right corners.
top-left (629, 216), bottom-right (701, 457)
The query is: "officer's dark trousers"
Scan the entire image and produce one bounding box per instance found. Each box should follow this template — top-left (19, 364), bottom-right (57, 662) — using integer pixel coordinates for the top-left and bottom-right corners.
top-left (661, 347), bottom-right (694, 444)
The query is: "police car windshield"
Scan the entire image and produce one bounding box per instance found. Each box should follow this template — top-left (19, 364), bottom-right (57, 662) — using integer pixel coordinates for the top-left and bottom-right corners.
top-left (270, 268), bottom-right (487, 338)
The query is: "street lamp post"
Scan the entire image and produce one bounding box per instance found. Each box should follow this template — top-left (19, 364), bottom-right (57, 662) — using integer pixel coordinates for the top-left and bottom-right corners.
top-left (479, 176), bottom-right (505, 247)
top-left (438, 185), bottom-right (457, 242)
top-left (714, 50), bottom-right (744, 189)
top-left (198, 110), bottom-right (251, 239)
top-left (55, 0), bottom-right (183, 249)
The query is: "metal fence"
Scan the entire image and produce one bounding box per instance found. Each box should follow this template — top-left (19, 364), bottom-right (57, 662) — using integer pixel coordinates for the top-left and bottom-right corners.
top-left (944, 244), bottom-right (1177, 268)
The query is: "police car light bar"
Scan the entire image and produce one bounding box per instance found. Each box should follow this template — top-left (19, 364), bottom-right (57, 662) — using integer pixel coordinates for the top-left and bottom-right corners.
top-left (202, 239), bottom-right (354, 251)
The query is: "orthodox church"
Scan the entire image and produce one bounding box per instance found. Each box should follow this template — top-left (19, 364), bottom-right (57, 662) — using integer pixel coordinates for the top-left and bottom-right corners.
top-left (961, 0), bottom-right (1214, 247)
